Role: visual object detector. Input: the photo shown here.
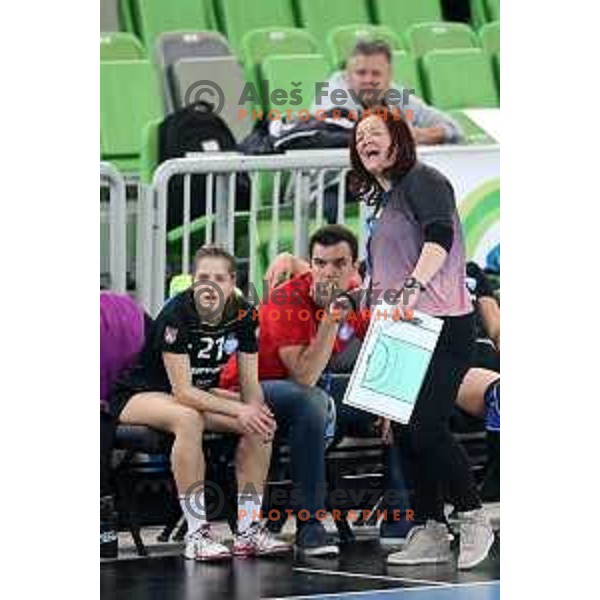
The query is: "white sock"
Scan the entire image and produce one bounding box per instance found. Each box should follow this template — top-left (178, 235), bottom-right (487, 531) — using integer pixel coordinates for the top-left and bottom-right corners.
top-left (180, 492), bottom-right (207, 535)
top-left (238, 492), bottom-right (263, 532)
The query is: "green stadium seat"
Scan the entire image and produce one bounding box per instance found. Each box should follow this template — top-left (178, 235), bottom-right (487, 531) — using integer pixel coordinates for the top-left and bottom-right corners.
top-left (219, 0), bottom-right (295, 54)
top-left (101, 0), bottom-right (121, 31)
top-left (327, 24), bottom-right (403, 70)
top-left (295, 0), bottom-right (371, 51)
top-left (421, 49), bottom-right (498, 110)
top-left (139, 118), bottom-right (162, 185)
top-left (392, 51), bottom-right (422, 98)
top-left (241, 27), bottom-right (319, 69)
top-left (480, 21), bottom-right (499, 89)
top-left (100, 60), bottom-right (163, 172)
top-left (241, 28), bottom-right (319, 109)
top-left (447, 110), bottom-right (496, 144)
top-left (372, 0), bottom-right (442, 36)
top-left (486, 0), bottom-right (500, 22)
top-left (405, 22), bottom-right (478, 58)
top-left (493, 53), bottom-right (499, 91)
top-left (469, 0), bottom-right (489, 29)
top-left (119, 0), bottom-right (137, 34)
top-left (203, 0), bottom-right (218, 29)
top-left (100, 32), bottom-right (145, 61)
top-left (131, 0), bottom-right (212, 51)
top-left (479, 21), bottom-right (499, 56)
top-left (261, 54), bottom-right (329, 114)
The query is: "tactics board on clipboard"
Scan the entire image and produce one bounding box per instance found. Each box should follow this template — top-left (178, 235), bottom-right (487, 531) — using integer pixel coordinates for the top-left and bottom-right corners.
top-left (342, 305), bottom-right (443, 424)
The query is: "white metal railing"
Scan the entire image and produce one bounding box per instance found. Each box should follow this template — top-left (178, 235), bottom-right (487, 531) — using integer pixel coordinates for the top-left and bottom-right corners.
top-left (149, 150), bottom-right (355, 315)
top-left (104, 144), bottom-right (500, 316)
top-left (100, 162), bottom-right (127, 293)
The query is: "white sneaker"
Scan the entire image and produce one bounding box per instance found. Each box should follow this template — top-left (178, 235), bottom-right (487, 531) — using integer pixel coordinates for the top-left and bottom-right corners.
top-left (232, 522), bottom-right (292, 557)
top-left (387, 521), bottom-right (451, 565)
top-left (184, 524), bottom-right (231, 562)
top-left (457, 508), bottom-right (494, 570)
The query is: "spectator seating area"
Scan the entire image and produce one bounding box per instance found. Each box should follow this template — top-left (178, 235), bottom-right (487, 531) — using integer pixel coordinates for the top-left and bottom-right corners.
top-left (100, 0), bottom-right (500, 173)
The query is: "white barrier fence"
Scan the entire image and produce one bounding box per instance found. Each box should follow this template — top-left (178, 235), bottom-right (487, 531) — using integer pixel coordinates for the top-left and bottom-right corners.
top-left (101, 145), bottom-right (500, 316)
top-left (100, 162), bottom-right (127, 293)
top-left (148, 151), bottom-right (359, 315)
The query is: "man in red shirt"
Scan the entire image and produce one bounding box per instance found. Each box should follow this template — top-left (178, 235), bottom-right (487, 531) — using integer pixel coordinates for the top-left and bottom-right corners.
top-left (221, 227), bottom-right (417, 549)
top-left (252, 265), bottom-right (367, 383)
top-left (220, 225), bottom-right (368, 557)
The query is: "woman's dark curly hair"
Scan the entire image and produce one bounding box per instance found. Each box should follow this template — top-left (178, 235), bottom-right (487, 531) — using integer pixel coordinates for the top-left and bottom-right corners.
top-left (348, 106), bottom-right (417, 205)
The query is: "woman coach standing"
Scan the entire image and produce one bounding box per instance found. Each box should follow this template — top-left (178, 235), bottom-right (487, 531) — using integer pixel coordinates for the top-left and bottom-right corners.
top-left (349, 108), bottom-right (494, 569)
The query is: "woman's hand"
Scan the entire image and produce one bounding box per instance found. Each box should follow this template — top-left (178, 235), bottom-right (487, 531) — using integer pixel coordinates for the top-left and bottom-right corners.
top-left (392, 286), bottom-right (420, 320)
top-left (237, 403), bottom-right (276, 439)
top-left (376, 417), bottom-right (394, 445)
top-left (402, 286), bottom-right (420, 311)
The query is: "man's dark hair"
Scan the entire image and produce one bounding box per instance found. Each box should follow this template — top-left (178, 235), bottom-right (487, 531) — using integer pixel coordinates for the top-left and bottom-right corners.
top-left (351, 39), bottom-right (392, 64)
top-left (309, 225), bottom-right (359, 262)
top-left (348, 105), bottom-right (417, 205)
top-left (193, 244), bottom-right (236, 274)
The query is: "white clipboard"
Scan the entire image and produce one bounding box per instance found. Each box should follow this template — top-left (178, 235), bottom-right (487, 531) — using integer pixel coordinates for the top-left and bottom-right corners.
top-left (342, 304), bottom-right (443, 424)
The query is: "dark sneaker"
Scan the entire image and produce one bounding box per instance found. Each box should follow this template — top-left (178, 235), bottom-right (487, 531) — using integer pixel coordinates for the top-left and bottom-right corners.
top-left (295, 520), bottom-right (339, 558)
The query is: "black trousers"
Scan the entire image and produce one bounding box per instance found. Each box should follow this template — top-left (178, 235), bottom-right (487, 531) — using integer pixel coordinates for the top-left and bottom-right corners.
top-left (100, 411), bottom-right (116, 497)
top-left (401, 312), bottom-right (481, 523)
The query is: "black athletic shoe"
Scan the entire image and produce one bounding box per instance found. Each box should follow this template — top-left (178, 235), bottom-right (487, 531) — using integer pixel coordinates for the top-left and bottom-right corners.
top-left (294, 520), bottom-right (339, 558)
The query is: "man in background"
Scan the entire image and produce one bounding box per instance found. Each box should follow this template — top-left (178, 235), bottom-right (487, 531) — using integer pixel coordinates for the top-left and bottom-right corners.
top-left (312, 40), bottom-right (463, 145)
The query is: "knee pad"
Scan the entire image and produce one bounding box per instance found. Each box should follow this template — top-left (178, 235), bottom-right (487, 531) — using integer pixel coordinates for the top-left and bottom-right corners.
top-left (484, 379), bottom-right (500, 432)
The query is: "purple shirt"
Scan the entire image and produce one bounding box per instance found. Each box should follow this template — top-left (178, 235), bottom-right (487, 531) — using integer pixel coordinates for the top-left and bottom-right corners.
top-left (100, 292), bottom-right (146, 406)
top-left (367, 162), bottom-right (472, 317)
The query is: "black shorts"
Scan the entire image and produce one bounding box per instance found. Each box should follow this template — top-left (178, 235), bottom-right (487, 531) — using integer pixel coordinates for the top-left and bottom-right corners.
top-left (472, 339), bottom-right (500, 372)
top-left (108, 384), bottom-right (156, 420)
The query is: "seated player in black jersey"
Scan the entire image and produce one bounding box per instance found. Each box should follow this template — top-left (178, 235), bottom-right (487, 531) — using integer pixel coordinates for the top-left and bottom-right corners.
top-left (109, 246), bottom-right (289, 561)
